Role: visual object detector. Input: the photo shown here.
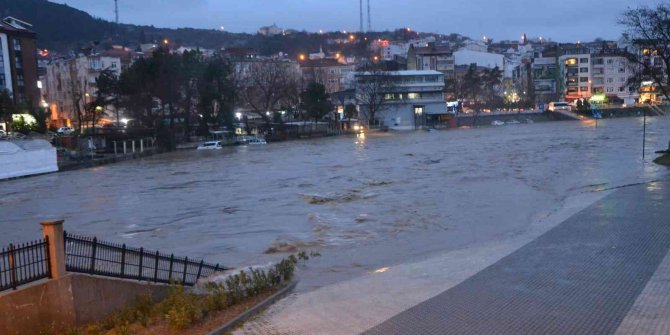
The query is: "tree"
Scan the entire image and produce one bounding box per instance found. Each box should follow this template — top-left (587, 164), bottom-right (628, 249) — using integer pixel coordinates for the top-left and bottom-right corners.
top-left (300, 82), bottom-right (332, 123)
top-left (355, 69), bottom-right (395, 127)
top-left (344, 103), bottom-right (357, 124)
top-left (236, 60), bottom-right (301, 129)
top-left (95, 68), bottom-right (121, 127)
top-left (66, 72), bottom-right (85, 133)
top-left (0, 89), bottom-right (16, 126)
top-left (619, 3), bottom-right (670, 102)
top-left (197, 55), bottom-right (236, 131)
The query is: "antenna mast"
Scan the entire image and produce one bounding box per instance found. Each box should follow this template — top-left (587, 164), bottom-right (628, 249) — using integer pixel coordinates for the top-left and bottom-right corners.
top-left (367, 0), bottom-right (372, 32)
top-left (359, 0), bottom-right (364, 32)
top-left (114, 0), bottom-right (119, 24)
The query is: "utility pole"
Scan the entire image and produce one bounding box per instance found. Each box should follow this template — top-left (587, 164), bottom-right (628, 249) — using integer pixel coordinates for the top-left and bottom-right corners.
top-left (114, 0), bottom-right (119, 24)
top-left (367, 0), bottom-right (372, 32)
top-left (359, 0), bottom-right (364, 32)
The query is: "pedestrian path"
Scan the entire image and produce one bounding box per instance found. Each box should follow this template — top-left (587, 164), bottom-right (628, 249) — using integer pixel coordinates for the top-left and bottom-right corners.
top-left (363, 181), bottom-right (670, 335)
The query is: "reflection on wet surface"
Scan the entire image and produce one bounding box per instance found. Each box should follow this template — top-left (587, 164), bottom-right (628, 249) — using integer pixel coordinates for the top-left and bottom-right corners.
top-left (1, 117), bottom-right (669, 288)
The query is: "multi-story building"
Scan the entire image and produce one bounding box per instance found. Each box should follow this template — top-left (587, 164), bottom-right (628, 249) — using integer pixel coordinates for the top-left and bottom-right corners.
top-left (407, 44), bottom-right (455, 79)
top-left (355, 70), bottom-right (447, 129)
top-left (558, 44), bottom-right (636, 104)
top-left (45, 54), bottom-right (122, 128)
top-left (0, 17), bottom-right (39, 106)
top-left (300, 58), bottom-right (355, 94)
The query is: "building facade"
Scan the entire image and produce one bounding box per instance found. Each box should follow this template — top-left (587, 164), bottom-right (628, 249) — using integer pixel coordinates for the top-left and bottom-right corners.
top-left (355, 70), bottom-right (447, 130)
top-left (300, 58), bottom-right (355, 94)
top-left (45, 55), bottom-right (122, 128)
top-left (407, 44), bottom-right (455, 79)
top-left (0, 17), bottom-right (39, 106)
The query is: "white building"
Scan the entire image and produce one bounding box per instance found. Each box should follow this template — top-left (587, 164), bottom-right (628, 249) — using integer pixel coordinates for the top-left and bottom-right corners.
top-left (356, 70), bottom-right (447, 130)
top-left (45, 55), bottom-right (122, 128)
top-left (453, 49), bottom-right (505, 70)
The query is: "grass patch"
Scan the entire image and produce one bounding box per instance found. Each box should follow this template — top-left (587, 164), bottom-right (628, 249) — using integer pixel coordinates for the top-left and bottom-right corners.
top-left (65, 252), bottom-right (317, 335)
top-left (654, 152), bottom-right (670, 166)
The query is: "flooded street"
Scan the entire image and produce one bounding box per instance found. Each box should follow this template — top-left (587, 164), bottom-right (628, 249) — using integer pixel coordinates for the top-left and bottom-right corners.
top-left (2, 117), bottom-right (669, 290)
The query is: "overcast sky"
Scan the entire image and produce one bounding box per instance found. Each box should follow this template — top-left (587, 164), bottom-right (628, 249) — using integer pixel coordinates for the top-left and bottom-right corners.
top-left (53, 0), bottom-right (658, 42)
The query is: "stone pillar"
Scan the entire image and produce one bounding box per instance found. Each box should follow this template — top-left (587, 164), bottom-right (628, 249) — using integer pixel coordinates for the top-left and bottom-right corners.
top-left (123, 141), bottom-right (127, 155)
top-left (40, 220), bottom-right (67, 279)
top-left (132, 140), bottom-right (136, 153)
top-left (140, 139), bottom-right (144, 153)
top-left (113, 141), bottom-right (117, 155)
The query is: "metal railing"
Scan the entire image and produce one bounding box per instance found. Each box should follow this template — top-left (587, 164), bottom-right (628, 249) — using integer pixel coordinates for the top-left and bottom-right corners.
top-left (0, 238), bottom-right (51, 292)
top-left (63, 232), bottom-right (225, 286)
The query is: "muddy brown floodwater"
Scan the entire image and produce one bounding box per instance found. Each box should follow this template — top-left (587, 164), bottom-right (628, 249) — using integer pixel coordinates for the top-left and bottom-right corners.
top-left (1, 117), bottom-right (669, 290)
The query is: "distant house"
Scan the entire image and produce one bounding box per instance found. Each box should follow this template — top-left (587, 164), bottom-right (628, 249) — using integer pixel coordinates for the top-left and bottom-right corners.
top-left (355, 70), bottom-right (448, 130)
top-left (258, 24), bottom-right (283, 37)
top-left (300, 58), bottom-right (355, 94)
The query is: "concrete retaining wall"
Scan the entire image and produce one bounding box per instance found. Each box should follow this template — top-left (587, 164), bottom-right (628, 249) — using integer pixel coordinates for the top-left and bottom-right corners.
top-left (0, 274), bottom-right (170, 335)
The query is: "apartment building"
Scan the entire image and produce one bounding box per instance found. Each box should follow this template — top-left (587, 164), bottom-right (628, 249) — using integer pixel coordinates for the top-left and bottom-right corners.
top-left (300, 58), bottom-right (355, 94)
top-left (0, 17), bottom-right (39, 106)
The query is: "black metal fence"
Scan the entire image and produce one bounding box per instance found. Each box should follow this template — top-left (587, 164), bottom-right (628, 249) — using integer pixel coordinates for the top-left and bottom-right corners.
top-left (63, 232), bottom-right (225, 286)
top-left (0, 238), bottom-right (51, 292)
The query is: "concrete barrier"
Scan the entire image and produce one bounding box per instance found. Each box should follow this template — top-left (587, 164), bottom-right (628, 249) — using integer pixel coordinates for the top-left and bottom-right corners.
top-left (0, 274), bottom-right (170, 335)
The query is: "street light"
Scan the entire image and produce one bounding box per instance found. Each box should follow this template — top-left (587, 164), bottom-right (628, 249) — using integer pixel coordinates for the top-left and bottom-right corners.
top-left (235, 112), bottom-right (242, 120)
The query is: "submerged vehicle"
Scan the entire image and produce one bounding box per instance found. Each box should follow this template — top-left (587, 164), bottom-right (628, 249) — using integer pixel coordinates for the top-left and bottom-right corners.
top-left (197, 141), bottom-right (223, 150)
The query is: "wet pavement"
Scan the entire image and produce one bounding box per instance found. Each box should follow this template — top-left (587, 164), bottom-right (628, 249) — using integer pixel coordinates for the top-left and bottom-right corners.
top-left (363, 180), bottom-right (670, 335)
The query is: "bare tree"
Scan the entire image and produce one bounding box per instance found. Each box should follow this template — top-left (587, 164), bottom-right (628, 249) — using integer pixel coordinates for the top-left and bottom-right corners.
top-left (235, 60), bottom-right (301, 128)
top-left (620, 3), bottom-right (670, 102)
top-left (66, 70), bottom-right (85, 133)
top-left (355, 69), bottom-right (395, 128)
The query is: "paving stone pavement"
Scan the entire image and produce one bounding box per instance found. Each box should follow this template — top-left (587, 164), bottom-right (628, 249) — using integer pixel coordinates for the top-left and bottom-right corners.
top-left (363, 181), bottom-right (670, 335)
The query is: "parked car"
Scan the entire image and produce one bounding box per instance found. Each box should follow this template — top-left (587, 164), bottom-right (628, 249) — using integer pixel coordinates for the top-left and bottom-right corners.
top-left (546, 102), bottom-right (572, 113)
top-left (57, 127), bottom-right (75, 135)
top-left (0, 129), bottom-right (6, 138)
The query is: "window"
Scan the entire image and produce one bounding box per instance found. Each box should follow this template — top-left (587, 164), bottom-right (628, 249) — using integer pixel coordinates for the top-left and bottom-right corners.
top-left (408, 93), bottom-right (420, 99)
top-left (619, 77), bottom-right (626, 83)
top-left (0, 74), bottom-right (4, 87)
top-left (619, 87), bottom-right (625, 92)
top-left (592, 87), bottom-right (604, 94)
top-left (580, 58), bottom-right (589, 63)
top-left (580, 67), bottom-right (589, 73)
top-left (580, 77), bottom-right (589, 83)
top-left (606, 87), bottom-right (614, 93)
top-left (580, 86), bottom-right (588, 92)
top-left (413, 106), bottom-right (424, 115)
top-left (618, 68), bottom-right (625, 73)
top-left (593, 58), bottom-right (604, 65)
top-left (565, 58), bottom-right (577, 65)
top-left (15, 55), bottom-right (22, 69)
top-left (17, 74), bottom-right (24, 87)
top-left (12, 39), bottom-right (21, 51)
top-left (607, 59), bottom-right (613, 65)
top-left (607, 78), bottom-right (614, 83)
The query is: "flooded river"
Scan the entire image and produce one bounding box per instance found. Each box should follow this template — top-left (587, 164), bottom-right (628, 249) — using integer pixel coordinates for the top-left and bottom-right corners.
top-left (1, 117), bottom-right (669, 289)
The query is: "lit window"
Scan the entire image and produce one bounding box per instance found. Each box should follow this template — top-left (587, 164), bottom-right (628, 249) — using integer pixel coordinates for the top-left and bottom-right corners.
top-left (408, 93), bottom-right (420, 99)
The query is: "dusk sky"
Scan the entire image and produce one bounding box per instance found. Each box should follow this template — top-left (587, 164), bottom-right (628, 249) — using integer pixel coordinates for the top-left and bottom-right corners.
top-left (53, 0), bottom-right (657, 42)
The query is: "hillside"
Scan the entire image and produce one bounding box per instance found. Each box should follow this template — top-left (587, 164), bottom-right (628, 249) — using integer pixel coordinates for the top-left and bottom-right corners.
top-left (0, 0), bottom-right (468, 57)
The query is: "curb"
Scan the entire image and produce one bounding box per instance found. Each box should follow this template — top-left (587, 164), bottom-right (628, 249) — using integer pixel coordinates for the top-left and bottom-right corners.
top-left (207, 280), bottom-right (298, 335)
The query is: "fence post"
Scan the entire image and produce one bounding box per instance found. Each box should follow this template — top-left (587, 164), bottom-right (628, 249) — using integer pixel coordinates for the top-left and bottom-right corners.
top-left (8, 244), bottom-right (16, 290)
top-left (196, 260), bottom-right (204, 281)
top-left (182, 257), bottom-right (188, 284)
top-left (120, 244), bottom-right (126, 276)
top-left (40, 220), bottom-right (67, 279)
top-left (89, 237), bottom-right (97, 274)
top-left (154, 251), bottom-right (159, 282)
top-left (168, 254), bottom-right (174, 281)
top-left (113, 141), bottom-right (117, 155)
top-left (132, 140), bottom-right (136, 153)
top-left (123, 141), bottom-right (127, 155)
top-left (140, 139), bottom-right (144, 153)
top-left (138, 247), bottom-right (144, 280)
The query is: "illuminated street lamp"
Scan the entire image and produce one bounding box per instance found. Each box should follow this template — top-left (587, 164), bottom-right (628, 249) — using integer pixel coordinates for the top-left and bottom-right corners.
top-left (163, 38), bottom-right (169, 45)
top-left (235, 112), bottom-right (242, 120)
top-left (299, 54), bottom-right (306, 61)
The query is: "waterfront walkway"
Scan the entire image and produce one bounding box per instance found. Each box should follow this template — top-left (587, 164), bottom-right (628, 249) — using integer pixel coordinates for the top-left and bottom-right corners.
top-left (236, 179), bottom-right (670, 334)
top-left (364, 180), bottom-right (670, 335)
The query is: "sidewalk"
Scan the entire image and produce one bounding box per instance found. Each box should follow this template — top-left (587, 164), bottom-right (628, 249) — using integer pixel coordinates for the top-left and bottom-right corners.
top-left (364, 180), bottom-right (670, 335)
top-left (236, 180), bottom-right (670, 334)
